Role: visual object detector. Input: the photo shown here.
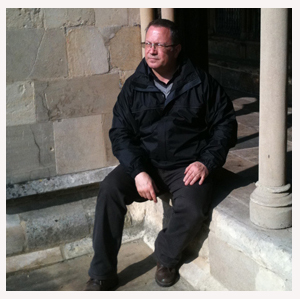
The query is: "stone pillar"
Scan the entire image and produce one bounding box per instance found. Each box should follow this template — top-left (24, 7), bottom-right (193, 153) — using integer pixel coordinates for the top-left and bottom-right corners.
top-left (250, 8), bottom-right (292, 229)
top-left (140, 8), bottom-right (154, 57)
top-left (161, 8), bottom-right (174, 22)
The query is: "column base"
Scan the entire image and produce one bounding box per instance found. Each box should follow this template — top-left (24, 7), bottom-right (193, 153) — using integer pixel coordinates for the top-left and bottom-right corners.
top-left (250, 184), bottom-right (292, 229)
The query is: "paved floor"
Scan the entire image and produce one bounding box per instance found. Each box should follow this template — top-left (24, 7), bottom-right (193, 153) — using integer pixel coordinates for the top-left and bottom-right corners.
top-left (6, 240), bottom-right (196, 291)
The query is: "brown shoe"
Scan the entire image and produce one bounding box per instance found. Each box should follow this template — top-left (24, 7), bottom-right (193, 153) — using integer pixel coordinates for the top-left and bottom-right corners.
top-left (155, 262), bottom-right (179, 287)
top-left (84, 275), bottom-right (118, 291)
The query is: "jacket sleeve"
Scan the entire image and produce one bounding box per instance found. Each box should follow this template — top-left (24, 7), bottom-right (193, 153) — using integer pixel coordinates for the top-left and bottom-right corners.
top-left (109, 84), bottom-right (148, 179)
top-left (198, 75), bottom-right (238, 173)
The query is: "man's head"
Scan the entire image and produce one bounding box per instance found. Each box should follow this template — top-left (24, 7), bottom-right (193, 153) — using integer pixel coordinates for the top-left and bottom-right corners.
top-left (144, 19), bottom-right (182, 76)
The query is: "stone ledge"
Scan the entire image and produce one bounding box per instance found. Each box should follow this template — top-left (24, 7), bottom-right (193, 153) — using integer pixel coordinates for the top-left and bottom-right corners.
top-left (209, 187), bottom-right (292, 291)
top-left (6, 166), bottom-right (116, 200)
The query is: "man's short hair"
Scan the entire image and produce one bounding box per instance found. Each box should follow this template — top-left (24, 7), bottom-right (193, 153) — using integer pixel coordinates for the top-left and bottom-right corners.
top-left (145, 19), bottom-right (181, 45)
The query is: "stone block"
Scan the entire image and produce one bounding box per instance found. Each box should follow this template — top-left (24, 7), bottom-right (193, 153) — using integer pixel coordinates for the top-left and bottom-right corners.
top-left (6, 28), bottom-right (44, 82)
top-left (43, 8), bottom-right (95, 29)
top-left (6, 214), bottom-right (25, 256)
top-left (20, 201), bottom-right (89, 250)
top-left (209, 233), bottom-right (258, 290)
top-left (62, 237), bottom-right (93, 260)
top-left (6, 123), bottom-right (56, 184)
top-left (210, 197), bottom-right (292, 284)
top-left (80, 197), bottom-right (97, 232)
top-left (98, 26), bottom-right (122, 45)
top-left (127, 202), bottom-right (147, 225)
top-left (255, 267), bottom-right (286, 291)
top-left (66, 27), bottom-right (109, 77)
top-left (6, 81), bottom-right (35, 126)
top-left (35, 73), bottom-right (120, 122)
top-left (101, 112), bottom-right (118, 166)
top-left (110, 26), bottom-right (142, 71)
top-left (53, 115), bottom-right (107, 175)
top-left (119, 70), bottom-right (135, 87)
top-left (128, 8), bottom-right (140, 26)
top-left (29, 29), bottom-right (68, 79)
top-left (6, 247), bottom-right (63, 273)
top-left (6, 8), bottom-right (43, 29)
top-left (6, 167), bottom-right (115, 200)
top-left (95, 8), bottom-right (128, 27)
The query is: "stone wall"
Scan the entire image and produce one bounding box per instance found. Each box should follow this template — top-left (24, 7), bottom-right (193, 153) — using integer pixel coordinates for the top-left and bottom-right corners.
top-left (6, 8), bottom-right (141, 184)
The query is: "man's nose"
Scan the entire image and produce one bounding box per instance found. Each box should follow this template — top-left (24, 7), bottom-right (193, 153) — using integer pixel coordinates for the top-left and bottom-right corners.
top-left (149, 46), bottom-right (157, 54)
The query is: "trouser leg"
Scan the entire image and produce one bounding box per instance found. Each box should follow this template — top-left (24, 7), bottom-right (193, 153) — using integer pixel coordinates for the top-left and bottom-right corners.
top-left (88, 165), bottom-right (145, 280)
top-left (154, 167), bottom-right (213, 268)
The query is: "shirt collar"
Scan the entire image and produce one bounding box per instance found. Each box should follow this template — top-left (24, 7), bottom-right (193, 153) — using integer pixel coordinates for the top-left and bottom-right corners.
top-left (146, 62), bottom-right (181, 87)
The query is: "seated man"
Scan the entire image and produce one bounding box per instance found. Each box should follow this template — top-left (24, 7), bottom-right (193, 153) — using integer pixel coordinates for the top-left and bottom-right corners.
top-left (85, 18), bottom-right (237, 291)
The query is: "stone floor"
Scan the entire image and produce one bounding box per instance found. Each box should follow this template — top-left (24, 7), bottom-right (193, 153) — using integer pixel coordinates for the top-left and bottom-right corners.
top-left (6, 240), bottom-right (195, 291)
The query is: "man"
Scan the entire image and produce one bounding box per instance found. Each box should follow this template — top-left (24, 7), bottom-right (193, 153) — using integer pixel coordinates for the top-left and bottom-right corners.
top-left (85, 19), bottom-right (237, 291)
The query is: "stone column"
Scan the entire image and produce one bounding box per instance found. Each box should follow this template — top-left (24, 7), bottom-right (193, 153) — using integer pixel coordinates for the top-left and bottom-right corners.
top-left (250, 8), bottom-right (292, 229)
top-left (161, 8), bottom-right (174, 22)
top-left (140, 8), bottom-right (154, 57)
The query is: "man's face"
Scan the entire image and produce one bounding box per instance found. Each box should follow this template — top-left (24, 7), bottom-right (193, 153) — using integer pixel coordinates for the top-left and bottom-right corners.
top-left (144, 26), bottom-right (181, 73)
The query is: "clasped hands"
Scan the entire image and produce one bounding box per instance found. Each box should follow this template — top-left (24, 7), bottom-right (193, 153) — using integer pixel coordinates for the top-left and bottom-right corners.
top-left (134, 161), bottom-right (209, 202)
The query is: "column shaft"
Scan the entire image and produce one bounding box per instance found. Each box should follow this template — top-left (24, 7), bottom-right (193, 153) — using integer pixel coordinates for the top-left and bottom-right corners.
top-left (250, 8), bottom-right (292, 229)
top-left (140, 8), bottom-right (154, 57)
top-left (161, 8), bottom-right (174, 21)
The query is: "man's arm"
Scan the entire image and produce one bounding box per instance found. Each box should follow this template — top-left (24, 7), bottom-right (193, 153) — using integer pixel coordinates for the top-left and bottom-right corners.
top-left (185, 75), bottom-right (237, 185)
top-left (109, 86), bottom-right (147, 179)
top-left (198, 75), bottom-right (237, 174)
top-left (110, 86), bottom-right (159, 201)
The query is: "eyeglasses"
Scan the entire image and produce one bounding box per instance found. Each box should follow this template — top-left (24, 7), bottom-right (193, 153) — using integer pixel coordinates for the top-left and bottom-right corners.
top-left (141, 42), bottom-right (177, 50)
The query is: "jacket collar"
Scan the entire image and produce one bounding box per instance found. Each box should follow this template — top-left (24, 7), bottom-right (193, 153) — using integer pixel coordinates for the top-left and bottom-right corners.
top-left (131, 58), bottom-right (201, 107)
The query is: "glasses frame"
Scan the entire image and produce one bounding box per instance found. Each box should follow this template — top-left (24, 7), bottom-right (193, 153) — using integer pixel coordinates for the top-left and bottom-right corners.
top-left (141, 42), bottom-right (177, 49)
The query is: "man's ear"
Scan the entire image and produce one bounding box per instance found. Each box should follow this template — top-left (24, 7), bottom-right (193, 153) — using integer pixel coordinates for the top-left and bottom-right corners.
top-left (174, 44), bottom-right (182, 58)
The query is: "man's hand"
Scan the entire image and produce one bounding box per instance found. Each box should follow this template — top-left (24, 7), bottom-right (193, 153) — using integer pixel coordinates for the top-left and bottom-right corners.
top-left (135, 172), bottom-right (159, 202)
top-left (183, 162), bottom-right (209, 186)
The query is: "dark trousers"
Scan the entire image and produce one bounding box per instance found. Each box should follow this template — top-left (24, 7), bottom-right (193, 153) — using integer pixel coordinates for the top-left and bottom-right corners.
top-left (88, 164), bottom-right (213, 280)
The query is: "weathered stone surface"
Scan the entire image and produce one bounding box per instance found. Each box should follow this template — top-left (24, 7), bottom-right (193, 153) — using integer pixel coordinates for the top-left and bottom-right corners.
top-left (43, 8), bottom-right (95, 29)
top-left (6, 81), bottom-right (35, 126)
top-left (6, 247), bottom-right (63, 274)
top-left (127, 202), bottom-right (147, 225)
top-left (209, 234), bottom-right (258, 291)
top-left (211, 195), bottom-right (292, 285)
top-left (95, 8), bottom-right (128, 27)
top-left (6, 214), bottom-right (25, 256)
top-left (101, 112), bottom-right (118, 166)
top-left (81, 197), bottom-right (97, 232)
top-left (6, 123), bottom-right (56, 184)
top-left (30, 29), bottom-right (68, 79)
top-left (98, 26), bottom-right (122, 44)
top-left (128, 8), bottom-right (140, 26)
top-left (110, 26), bottom-right (142, 71)
top-left (6, 28), bottom-right (44, 82)
top-left (53, 115), bottom-right (107, 175)
top-left (255, 267), bottom-right (286, 291)
top-left (6, 167), bottom-right (116, 200)
top-left (20, 201), bottom-right (89, 250)
top-left (67, 27), bottom-right (109, 77)
top-left (35, 73), bottom-right (119, 122)
top-left (119, 70), bottom-right (135, 87)
top-left (6, 8), bottom-right (43, 29)
top-left (62, 237), bottom-right (93, 260)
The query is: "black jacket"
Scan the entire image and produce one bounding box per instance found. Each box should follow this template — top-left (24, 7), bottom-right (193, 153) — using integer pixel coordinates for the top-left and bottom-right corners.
top-left (109, 58), bottom-right (237, 178)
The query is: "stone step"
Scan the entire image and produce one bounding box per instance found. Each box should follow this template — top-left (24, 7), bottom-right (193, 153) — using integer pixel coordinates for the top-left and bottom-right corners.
top-left (6, 169), bottom-right (292, 291)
